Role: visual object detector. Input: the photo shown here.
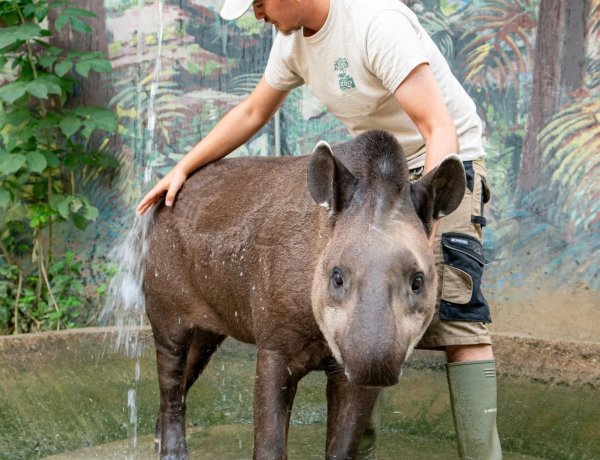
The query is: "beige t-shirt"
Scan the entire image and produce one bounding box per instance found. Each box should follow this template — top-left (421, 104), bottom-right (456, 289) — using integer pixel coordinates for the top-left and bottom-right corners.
top-left (264, 0), bottom-right (484, 168)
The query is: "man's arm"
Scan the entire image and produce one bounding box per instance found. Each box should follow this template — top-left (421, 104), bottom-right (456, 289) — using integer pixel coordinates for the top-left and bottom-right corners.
top-left (136, 77), bottom-right (289, 215)
top-left (393, 63), bottom-right (460, 247)
top-left (393, 63), bottom-right (459, 174)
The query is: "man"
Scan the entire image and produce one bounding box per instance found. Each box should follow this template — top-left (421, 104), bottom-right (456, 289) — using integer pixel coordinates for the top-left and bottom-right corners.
top-left (137, 0), bottom-right (501, 458)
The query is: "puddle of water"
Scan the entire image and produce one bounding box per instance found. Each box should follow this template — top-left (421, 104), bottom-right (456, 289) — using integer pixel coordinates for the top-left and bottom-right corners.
top-left (44, 424), bottom-right (540, 460)
top-left (0, 331), bottom-right (598, 460)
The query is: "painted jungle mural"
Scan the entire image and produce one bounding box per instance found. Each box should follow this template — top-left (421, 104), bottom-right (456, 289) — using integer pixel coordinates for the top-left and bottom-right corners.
top-left (1, 0), bottom-right (598, 340)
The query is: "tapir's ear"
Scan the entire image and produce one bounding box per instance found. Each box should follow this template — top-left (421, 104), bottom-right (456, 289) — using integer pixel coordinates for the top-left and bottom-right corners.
top-left (409, 155), bottom-right (465, 235)
top-left (308, 141), bottom-right (357, 212)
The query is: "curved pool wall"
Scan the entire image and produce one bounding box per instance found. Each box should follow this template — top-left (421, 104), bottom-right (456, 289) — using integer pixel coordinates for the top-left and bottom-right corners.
top-left (0, 328), bottom-right (598, 460)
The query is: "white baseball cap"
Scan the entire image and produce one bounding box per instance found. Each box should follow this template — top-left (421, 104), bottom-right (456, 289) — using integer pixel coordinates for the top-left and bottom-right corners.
top-left (220, 0), bottom-right (254, 20)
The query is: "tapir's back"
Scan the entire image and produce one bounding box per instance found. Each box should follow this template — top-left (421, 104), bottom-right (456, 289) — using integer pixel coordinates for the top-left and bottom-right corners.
top-left (144, 156), bottom-right (326, 344)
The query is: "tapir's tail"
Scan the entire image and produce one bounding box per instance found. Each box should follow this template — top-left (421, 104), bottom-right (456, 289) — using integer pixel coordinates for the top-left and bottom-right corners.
top-left (98, 209), bottom-right (157, 357)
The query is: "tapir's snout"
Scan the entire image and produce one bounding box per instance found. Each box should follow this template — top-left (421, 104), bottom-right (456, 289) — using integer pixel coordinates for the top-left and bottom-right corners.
top-left (343, 342), bottom-right (406, 387)
top-left (339, 310), bottom-right (408, 387)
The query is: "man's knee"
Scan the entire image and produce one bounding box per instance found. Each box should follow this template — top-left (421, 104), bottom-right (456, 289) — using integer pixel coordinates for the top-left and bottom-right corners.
top-left (445, 343), bottom-right (494, 363)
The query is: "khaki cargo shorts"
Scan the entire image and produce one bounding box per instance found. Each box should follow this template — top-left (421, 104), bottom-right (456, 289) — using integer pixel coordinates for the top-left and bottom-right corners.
top-left (412, 158), bottom-right (493, 350)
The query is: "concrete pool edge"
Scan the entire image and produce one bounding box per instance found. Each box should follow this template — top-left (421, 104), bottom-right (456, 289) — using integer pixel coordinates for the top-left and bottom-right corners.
top-left (1, 326), bottom-right (598, 387)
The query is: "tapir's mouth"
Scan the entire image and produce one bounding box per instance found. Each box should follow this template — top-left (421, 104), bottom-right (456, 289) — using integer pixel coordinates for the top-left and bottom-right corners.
top-left (343, 362), bottom-right (404, 387)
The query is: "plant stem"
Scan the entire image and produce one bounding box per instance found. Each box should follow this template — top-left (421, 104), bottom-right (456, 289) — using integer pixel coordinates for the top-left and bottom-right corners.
top-left (14, 1), bottom-right (39, 81)
top-left (34, 237), bottom-right (43, 318)
top-left (37, 238), bottom-right (61, 331)
top-left (47, 171), bottom-right (53, 265)
top-left (14, 272), bottom-right (23, 335)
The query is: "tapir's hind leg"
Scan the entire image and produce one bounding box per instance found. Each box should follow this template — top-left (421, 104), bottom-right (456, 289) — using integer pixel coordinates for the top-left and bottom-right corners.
top-left (184, 330), bottom-right (225, 393)
top-left (154, 329), bottom-right (224, 459)
top-left (325, 370), bottom-right (381, 459)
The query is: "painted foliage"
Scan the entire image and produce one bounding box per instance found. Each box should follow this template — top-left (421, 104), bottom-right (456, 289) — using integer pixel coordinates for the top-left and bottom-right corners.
top-left (71, 0), bottom-right (600, 335)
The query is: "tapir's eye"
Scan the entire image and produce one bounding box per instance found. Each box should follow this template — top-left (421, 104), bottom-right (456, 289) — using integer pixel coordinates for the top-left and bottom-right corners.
top-left (331, 268), bottom-right (344, 288)
top-left (411, 274), bottom-right (424, 293)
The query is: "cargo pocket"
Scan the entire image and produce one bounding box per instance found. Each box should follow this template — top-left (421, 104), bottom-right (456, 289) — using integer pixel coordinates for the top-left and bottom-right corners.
top-left (439, 233), bottom-right (491, 323)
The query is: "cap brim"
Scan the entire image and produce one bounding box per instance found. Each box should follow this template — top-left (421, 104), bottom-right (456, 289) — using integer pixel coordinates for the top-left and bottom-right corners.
top-left (220, 0), bottom-right (254, 20)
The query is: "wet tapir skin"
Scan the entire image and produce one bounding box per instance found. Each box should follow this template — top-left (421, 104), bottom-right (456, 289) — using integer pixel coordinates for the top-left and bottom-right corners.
top-left (143, 130), bottom-right (465, 459)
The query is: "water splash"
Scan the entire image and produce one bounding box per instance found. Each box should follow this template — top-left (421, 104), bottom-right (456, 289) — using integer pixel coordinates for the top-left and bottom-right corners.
top-left (99, 0), bottom-right (165, 457)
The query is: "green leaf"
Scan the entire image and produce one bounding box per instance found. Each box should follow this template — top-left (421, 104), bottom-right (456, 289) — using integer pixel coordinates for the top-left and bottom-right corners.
top-left (72, 213), bottom-right (88, 230)
top-left (83, 203), bottom-right (99, 220)
top-left (0, 81), bottom-right (27, 103)
top-left (57, 197), bottom-right (70, 219)
top-left (75, 107), bottom-right (117, 132)
top-left (37, 74), bottom-right (63, 95)
top-left (0, 24), bottom-right (42, 49)
top-left (88, 58), bottom-right (112, 73)
top-left (81, 119), bottom-right (96, 139)
top-left (0, 153), bottom-right (27, 175)
top-left (26, 81), bottom-right (49, 99)
top-left (69, 17), bottom-right (92, 34)
top-left (63, 154), bottom-right (81, 169)
top-left (42, 151), bottom-right (60, 168)
top-left (0, 188), bottom-right (10, 208)
top-left (26, 152), bottom-right (47, 173)
top-left (59, 116), bottom-right (81, 137)
top-left (5, 109), bottom-right (29, 126)
top-left (38, 55), bottom-right (57, 68)
top-left (55, 14), bottom-right (70, 31)
top-left (96, 152), bottom-right (119, 168)
top-left (63, 8), bottom-right (97, 18)
top-left (75, 60), bottom-right (91, 77)
top-left (48, 47), bottom-right (62, 57)
top-left (55, 60), bottom-right (73, 77)
top-left (23, 4), bottom-right (37, 17)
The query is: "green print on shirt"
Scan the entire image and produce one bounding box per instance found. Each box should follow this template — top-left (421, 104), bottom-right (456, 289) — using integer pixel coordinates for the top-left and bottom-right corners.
top-left (334, 57), bottom-right (356, 91)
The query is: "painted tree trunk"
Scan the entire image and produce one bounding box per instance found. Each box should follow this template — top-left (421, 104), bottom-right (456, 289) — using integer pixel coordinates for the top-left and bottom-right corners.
top-left (48, 0), bottom-right (111, 108)
top-left (518, 0), bottom-right (590, 192)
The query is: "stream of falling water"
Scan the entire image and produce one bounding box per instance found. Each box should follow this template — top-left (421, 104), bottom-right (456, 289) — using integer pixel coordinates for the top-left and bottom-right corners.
top-left (99, 0), bottom-right (165, 458)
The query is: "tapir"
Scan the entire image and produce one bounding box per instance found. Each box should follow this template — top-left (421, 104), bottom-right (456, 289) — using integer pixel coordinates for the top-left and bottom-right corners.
top-left (143, 129), bottom-right (465, 459)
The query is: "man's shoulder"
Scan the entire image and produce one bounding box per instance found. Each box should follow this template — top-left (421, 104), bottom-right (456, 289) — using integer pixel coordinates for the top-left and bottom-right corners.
top-left (346, 0), bottom-right (413, 19)
top-left (341, 0), bottom-right (418, 38)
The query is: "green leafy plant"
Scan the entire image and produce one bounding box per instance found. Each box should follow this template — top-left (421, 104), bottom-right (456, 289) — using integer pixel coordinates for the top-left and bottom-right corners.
top-left (0, 0), bottom-right (118, 334)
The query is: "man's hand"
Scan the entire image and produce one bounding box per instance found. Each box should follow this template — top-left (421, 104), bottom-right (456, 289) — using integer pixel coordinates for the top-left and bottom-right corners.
top-left (136, 167), bottom-right (187, 216)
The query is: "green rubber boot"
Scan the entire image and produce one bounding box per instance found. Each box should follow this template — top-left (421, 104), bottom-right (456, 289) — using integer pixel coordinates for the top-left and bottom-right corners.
top-left (446, 360), bottom-right (502, 460)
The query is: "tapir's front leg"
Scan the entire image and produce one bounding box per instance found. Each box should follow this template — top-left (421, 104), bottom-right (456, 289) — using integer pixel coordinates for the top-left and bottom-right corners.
top-left (325, 370), bottom-right (381, 459)
top-left (253, 348), bottom-right (300, 460)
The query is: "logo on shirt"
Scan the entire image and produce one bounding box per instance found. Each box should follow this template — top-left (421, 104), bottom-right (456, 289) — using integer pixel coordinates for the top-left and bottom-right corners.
top-left (334, 58), bottom-right (356, 91)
